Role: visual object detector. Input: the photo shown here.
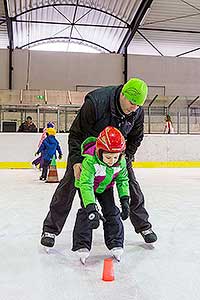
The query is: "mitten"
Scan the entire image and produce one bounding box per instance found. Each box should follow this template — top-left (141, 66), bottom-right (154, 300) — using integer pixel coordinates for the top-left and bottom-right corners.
top-left (85, 204), bottom-right (100, 229)
top-left (120, 196), bottom-right (130, 220)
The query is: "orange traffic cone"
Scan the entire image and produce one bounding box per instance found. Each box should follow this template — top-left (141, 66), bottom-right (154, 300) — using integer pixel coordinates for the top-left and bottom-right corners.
top-left (46, 156), bottom-right (59, 183)
top-left (102, 258), bottom-right (115, 281)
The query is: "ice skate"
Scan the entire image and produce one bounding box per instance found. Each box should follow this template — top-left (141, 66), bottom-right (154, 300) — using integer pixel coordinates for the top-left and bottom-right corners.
top-left (44, 246), bottom-right (51, 253)
top-left (76, 248), bottom-right (90, 265)
top-left (111, 247), bottom-right (123, 262)
top-left (32, 163), bottom-right (37, 170)
top-left (140, 229), bottom-right (157, 243)
top-left (41, 232), bottom-right (55, 253)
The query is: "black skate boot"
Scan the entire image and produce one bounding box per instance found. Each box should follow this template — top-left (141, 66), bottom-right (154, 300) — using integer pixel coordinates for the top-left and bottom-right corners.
top-left (41, 232), bottom-right (55, 247)
top-left (140, 229), bottom-right (157, 243)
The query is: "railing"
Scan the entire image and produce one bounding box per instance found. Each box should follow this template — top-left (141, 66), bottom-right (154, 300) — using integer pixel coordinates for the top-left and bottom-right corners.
top-left (0, 104), bottom-right (80, 132)
top-left (0, 90), bottom-right (200, 134)
top-left (144, 95), bottom-right (200, 134)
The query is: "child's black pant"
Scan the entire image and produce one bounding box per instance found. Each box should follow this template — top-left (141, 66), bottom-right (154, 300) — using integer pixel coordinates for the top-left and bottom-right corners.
top-left (72, 188), bottom-right (124, 251)
top-left (41, 160), bottom-right (51, 179)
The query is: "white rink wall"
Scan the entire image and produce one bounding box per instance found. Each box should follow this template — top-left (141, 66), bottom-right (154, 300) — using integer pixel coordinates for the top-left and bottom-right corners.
top-left (0, 133), bottom-right (200, 163)
top-left (137, 134), bottom-right (200, 162)
top-left (0, 133), bottom-right (69, 163)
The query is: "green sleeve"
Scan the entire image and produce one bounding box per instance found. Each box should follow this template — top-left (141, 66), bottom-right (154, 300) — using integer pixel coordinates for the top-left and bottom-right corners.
top-left (116, 158), bottom-right (129, 199)
top-left (79, 157), bottom-right (96, 208)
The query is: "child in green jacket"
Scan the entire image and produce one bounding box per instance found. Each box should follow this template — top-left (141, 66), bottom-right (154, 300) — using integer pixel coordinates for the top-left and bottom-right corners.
top-left (72, 126), bottom-right (130, 263)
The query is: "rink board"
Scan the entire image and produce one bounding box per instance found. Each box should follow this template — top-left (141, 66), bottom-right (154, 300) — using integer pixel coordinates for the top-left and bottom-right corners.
top-left (0, 133), bottom-right (200, 168)
top-left (1, 161), bottom-right (200, 168)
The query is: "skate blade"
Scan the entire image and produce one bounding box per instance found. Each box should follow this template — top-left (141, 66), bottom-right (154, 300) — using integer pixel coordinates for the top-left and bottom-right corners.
top-left (111, 248), bottom-right (123, 262)
top-left (141, 243), bottom-right (155, 250)
top-left (80, 257), bottom-right (87, 265)
top-left (77, 248), bottom-right (90, 263)
top-left (44, 246), bottom-right (51, 253)
top-left (79, 253), bottom-right (90, 265)
top-left (113, 255), bottom-right (121, 262)
top-left (147, 243), bottom-right (155, 249)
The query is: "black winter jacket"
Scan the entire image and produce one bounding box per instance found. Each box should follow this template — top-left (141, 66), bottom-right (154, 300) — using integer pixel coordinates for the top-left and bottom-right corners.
top-left (69, 85), bottom-right (144, 165)
top-left (18, 121), bottom-right (37, 132)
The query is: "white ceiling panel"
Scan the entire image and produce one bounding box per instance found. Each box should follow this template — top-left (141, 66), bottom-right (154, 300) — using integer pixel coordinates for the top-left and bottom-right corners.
top-left (128, 31), bottom-right (161, 55)
top-left (133, 0), bottom-right (200, 57)
top-left (0, 0), bottom-right (200, 57)
top-left (0, 0), bottom-right (8, 47)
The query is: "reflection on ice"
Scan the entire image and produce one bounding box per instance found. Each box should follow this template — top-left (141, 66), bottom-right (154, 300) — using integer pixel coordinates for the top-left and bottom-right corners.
top-left (0, 168), bottom-right (199, 300)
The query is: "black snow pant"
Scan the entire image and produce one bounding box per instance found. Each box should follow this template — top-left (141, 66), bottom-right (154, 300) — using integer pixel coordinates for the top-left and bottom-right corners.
top-left (41, 159), bottom-right (51, 180)
top-left (42, 159), bottom-right (151, 235)
top-left (72, 188), bottom-right (124, 251)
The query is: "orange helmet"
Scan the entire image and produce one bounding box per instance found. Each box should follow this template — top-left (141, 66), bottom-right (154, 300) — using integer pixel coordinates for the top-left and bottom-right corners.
top-left (96, 126), bottom-right (126, 153)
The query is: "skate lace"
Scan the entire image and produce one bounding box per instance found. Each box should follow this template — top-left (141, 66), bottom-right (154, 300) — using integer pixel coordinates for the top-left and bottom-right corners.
top-left (141, 229), bottom-right (153, 236)
top-left (44, 232), bottom-right (55, 239)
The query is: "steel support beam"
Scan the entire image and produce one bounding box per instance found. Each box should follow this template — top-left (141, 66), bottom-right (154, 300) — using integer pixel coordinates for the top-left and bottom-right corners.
top-left (144, 12), bottom-right (200, 26)
top-left (137, 30), bottom-right (164, 56)
top-left (180, 0), bottom-right (200, 12)
top-left (140, 27), bottom-right (200, 34)
top-left (177, 111), bottom-right (181, 134)
top-left (4, 0), bottom-right (14, 89)
top-left (0, 20), bottom-right (6, 26)
top-left (13, 19), bottom-right (127, 29)
top-left (117, 0), bottom-right (153, 54)
top-left (187, 96), bottom-right (199, 134)
top-left (176, 46), bottom-right (200, 57)
top-left (147, 95), bottom-right (158, 134)
top-left (19, 36), bottom-right (112, 53)
top-left (123, 47), bottom-right (128, 83)
top-left (167, 96), bottom-right (179, 111)
top-left (37, 106), bottom-right (40, 132)
top-left (69, 0), bottom-right (79, 43)
top-left (14, 4), bottom-right (128, 26)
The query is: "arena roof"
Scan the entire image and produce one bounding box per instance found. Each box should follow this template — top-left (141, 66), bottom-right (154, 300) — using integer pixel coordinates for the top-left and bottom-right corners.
top-left (1, 0), bottom-right (200, 57)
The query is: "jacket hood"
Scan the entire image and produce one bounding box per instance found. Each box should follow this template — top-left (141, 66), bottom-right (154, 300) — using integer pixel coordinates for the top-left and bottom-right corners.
top-left (81, 136), bottom-right (105, 165)
top-left (46, 135), bottom-right (57, 144)
top-left (81, 136), bottom-right (97, 157)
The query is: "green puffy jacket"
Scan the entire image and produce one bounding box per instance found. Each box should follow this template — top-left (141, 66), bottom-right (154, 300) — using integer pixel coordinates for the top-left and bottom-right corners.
top-left (75, 137), bottom-right (129, 208)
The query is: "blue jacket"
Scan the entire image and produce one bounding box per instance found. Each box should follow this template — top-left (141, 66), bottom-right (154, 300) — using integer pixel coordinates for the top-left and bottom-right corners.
top-left (37, 135), bottom-right (62, 161)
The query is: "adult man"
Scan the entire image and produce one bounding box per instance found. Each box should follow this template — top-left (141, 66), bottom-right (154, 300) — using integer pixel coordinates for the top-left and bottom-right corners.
top-left (41, 78), bottom-right (157, 247)
top-left (18, 116), bottom-right (37, 132)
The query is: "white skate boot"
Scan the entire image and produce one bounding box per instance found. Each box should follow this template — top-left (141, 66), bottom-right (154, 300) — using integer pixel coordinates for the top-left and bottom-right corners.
top-left (41, 232), bottom-right (55, 253)
top-left (77, 248), bottom-right (90, 265)
top-left (111, 247), bottom-right (123, 262)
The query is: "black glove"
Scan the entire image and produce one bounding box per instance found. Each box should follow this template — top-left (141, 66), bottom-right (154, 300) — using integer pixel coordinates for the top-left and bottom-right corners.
top-left (125, 154), bottom-right (135, 166)
top-left (120, 197), bottom-right (130, 220)
top-left (59, 154), bottom-right (62, 160)
top-left (85, 204), bottom-right (100, 229)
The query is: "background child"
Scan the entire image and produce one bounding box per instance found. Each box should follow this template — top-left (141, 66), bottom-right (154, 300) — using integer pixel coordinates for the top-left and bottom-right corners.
top-left (164, 114), bottom-right (174, 134)
top-left (32, 122), bottom-right (55, 169)
top-left (35, 127), bottom-right (62, 181)
top-left (72, 126), bottom-right (130, 263)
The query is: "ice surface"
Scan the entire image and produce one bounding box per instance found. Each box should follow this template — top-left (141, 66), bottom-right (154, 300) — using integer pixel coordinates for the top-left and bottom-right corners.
top-left (0, 168), bottom-right (200, 300)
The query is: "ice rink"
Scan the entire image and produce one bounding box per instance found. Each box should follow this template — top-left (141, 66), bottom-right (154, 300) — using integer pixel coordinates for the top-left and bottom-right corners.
top-left (0, 168), bottom-right (200, 300)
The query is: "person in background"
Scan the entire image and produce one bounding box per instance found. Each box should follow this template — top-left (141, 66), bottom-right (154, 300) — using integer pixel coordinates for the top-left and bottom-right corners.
top-left (32, 122), bottom-right (55, 170)
top-left (18, 116), bottom-right (37, 132)
top-left (72, 126), bottom-right (130, 263)
top-left (164, 114), bottom-right (174, 134)
top-left (41, 77), bottom-right (157, 249)
top-left (35, 127), bottom-right (62, 181)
